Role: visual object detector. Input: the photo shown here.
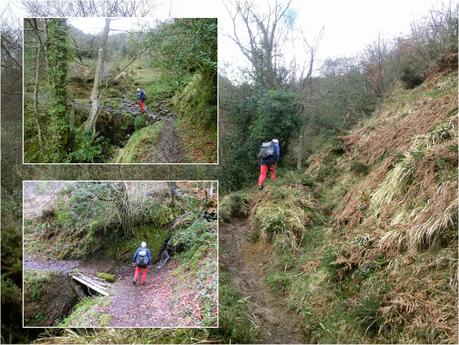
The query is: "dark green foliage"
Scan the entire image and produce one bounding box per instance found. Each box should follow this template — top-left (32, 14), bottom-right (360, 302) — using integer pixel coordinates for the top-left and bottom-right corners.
top-left (66, 129), bottom-right (111, 163)
top-left (147, 18), bottom-right (217, 77)
top-left (250, 90), bottom-right (301, 145)
top-left (134, 114), bottom-right (147, 131)
top-left (145, 202), bottom-right (175, 226)
top-left (400, 62), bottom-right (425, 89)
top-left (171, 212), bottom-right (216, 257)
top-left (220, 84), bottom-right (301, 191)
top-left (147, 18), bottom-right (217, 132)
top-left (47, 19), bottom-right (73, 162)
top-left (148, 18), bottom-right (217, 132)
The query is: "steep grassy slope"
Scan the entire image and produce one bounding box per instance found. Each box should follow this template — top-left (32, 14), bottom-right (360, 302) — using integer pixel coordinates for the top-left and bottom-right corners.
top-left (299, 70), bottom-right (457, 343)
top-left (221, 70), bottom-right (458, 343)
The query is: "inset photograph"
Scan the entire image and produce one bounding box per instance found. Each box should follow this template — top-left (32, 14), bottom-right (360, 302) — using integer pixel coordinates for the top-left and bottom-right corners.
top-left (23, 18), bottom-right (217, 163)
top-left (23, 181), bottom-right (218, 328)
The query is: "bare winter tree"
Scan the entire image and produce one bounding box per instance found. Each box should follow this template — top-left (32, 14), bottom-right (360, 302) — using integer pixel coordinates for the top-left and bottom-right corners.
top-left (84, 18), bottom-right (110, 136)
top-left (224, 0), bottom-right (293, 88)
top-left (24, 18), bottom-right (46, 148)
top-left (293, 28), bottom-right (324, 170)
top-left (21, 0), bottom-right (156, 17)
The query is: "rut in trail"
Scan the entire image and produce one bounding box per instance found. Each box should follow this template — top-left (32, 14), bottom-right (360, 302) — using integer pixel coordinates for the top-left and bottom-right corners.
top-left (220, 220), bottom-right (305, 344)
top-left (152, 116), bottom-right (187, 163)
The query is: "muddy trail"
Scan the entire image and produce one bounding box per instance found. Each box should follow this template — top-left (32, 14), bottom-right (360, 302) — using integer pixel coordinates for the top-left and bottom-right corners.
top-left (220, 220), bottom-right (305, 343)
top-left (152, 116), bottom-right (187, 163)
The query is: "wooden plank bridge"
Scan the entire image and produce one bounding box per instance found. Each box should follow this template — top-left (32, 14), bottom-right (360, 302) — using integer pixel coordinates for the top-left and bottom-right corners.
top-left (71, 272), bottom-right (111, 296)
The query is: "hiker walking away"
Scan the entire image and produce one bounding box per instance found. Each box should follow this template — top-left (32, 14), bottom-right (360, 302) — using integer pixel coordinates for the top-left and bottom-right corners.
top-left (132, 241), bottom-right (151, 285)
top-left (258, 139), bottom-right (280, 190)
top-left (136, 88), bottom-right (147, 113)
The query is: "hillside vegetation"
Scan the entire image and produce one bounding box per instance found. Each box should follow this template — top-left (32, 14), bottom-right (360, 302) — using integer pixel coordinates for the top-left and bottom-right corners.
top-left (220, 69), bottom-right (457, 343)
top-left (23, 18), bottom-right (217, 163)
top-left (23, 182), bottom-right (218, 328)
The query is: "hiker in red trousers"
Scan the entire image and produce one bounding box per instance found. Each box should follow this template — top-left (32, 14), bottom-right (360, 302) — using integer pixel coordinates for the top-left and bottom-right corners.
top-left (132, 241), bottom-right (151, 285)
top-left (258, 139), bottom-right (280, 190)
top-left (136, 88), bottom-right (146, 113)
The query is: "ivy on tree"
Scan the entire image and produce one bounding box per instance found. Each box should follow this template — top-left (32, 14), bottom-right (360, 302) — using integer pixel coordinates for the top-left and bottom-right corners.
top-left (47, 19), bottom-right (72, 162)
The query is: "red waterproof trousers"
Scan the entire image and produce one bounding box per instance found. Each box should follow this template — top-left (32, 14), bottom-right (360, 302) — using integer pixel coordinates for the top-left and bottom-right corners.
top-left (138, 100), bottom-right (145, 113)
top-left (258, 164), bottom-right (277, 187)
top-left (134, 266), bottom-right (148, 284)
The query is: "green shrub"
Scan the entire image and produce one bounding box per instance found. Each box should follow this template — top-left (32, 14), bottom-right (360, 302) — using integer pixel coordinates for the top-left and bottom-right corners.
top-left (400, 63), bottom-right (425, 89)
top-left (173, 72), bottom-right (216, 131)
top-left (66, 130), bottom-right (111, 163)
top-left (134, 114), bottom-right (147, 131)
top-left (146, 203), bottom-right (174, 226)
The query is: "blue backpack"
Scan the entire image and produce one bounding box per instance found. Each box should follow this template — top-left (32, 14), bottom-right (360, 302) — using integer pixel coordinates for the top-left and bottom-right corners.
top-left (136, 248), bottom-right (148, 267)
top-left (259, 141), bottom-right (275, 159)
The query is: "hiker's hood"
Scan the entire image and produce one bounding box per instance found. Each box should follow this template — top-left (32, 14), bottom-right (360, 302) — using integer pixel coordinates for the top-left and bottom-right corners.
top-left (136, 88), bottom-right (141, 92)
top-left (272, 139), bottom-right (279, 144)
top-left (141, 241), bottom-right (147, 248)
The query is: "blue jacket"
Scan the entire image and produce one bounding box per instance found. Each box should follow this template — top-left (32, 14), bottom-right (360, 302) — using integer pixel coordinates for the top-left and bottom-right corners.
top-left (136, 90), bottom-right (146, 101)
top-left (261, 141), bottom-right (280, 166)
top-left (132, 247), bottom-right (151, 265)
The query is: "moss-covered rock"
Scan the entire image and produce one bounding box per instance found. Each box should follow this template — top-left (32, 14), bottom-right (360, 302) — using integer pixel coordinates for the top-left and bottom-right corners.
top-left (96, 272), bottom-right (117, 283)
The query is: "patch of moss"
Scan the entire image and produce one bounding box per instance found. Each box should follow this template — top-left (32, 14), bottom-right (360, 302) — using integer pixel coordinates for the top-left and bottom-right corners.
top-left (105, 224), bottom-right (170, 261)
top-left (113, 122), bottom-right (164, 163)
top-left (58, 295), bottom-right (111, 327)
top-left (96, 272), bottom-right (117, 283)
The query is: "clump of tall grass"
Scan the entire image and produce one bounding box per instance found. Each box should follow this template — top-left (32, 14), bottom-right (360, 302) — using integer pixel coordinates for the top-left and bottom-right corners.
top-left (370, 121), bottom-right (456, 216)
top-left (249, 185), bottom-right (318, 251)
top-left (219, 191), bottom-right (250, 222)
top-left (377, 120), bottom-right (457, 252)
top-left (381, 181), bottom-right (458, 251)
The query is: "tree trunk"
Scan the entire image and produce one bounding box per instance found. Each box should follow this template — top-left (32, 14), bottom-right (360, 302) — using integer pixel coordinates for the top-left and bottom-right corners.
top-left (33, 46), bottom-right (43, 148)
top-left (47, 18), bottom-right (71, 161)
top-left (84, 18), bottom-right (110, 137)
top-left (296, 125), bottom-right (307, 170)
top-left (168, 182), bottom-right (177, 206)
top-left (296, 102), bottom-right (306, 170)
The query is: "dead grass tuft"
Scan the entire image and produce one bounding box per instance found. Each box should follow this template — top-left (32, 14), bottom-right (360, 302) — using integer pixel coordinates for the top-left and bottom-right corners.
top-left (249, 184), bottom-right (318, 251)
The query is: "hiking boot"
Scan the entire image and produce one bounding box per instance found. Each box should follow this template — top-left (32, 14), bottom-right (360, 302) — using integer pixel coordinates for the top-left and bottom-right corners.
top-left (132, 280), bottom-right (136, 285)
top-left (258, 185), bottom-right (264, 191)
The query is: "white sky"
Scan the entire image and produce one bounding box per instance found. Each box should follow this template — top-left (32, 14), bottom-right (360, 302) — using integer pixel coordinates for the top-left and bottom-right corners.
top-left (2, 0), bottom-right (456, 78)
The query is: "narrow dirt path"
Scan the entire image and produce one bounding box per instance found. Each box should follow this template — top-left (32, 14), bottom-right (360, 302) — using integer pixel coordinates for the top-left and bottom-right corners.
top-left (152, 116), bottom-right (187, 163)
top-left (96, 260), bottom-right (199, 327)
top-left (119, 96), bottom-right (187, 163)
top-left (220, 220), bottom-right (305, 344)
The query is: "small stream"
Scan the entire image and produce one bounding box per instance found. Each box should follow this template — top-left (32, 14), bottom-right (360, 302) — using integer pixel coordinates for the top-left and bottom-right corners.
top-left (24, 259), bottom-right (80, 272)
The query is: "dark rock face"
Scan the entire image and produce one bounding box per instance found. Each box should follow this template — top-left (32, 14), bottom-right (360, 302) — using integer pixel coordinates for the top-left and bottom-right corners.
top-left (24, 270), bottom-right (78, 326)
